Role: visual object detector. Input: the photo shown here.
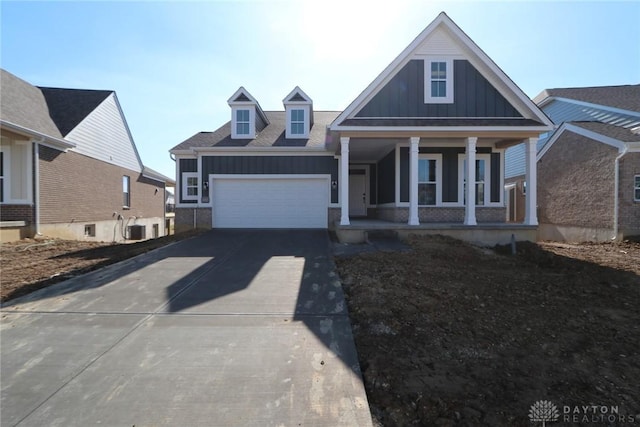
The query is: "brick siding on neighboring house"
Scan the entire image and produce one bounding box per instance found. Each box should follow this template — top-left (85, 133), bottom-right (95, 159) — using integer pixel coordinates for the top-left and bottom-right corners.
top-left (538, 132), bottom-right (617, 229)
top-left (618, 152), bottom-right (640, 236)
top-left (39, 146), bottom-right (165, 224)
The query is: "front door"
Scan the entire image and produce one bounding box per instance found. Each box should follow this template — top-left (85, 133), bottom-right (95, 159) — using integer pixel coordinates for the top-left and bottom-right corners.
top-left (349, 168), bottom-right (367, 217)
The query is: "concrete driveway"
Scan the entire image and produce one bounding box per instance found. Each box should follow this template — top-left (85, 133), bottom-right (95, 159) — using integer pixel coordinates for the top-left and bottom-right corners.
top-left (1, 230), bottom-right (373, 427)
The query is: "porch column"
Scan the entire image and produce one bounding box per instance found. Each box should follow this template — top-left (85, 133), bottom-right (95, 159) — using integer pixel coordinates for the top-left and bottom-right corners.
top-left (524, 137), bottom-right (538, 226)
top-left (464, 137), bottom-right (477, 225)
top-left (408, 136), bottom-right (420, 225)
top-left (340, 137), bottom-right (350, 226)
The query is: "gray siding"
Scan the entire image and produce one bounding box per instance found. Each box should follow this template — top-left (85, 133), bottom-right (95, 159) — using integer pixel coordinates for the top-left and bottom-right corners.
top-left (377, 150), bottom-right (395, 204)
top-left (544, 99), bottom-right (640, 129)
top-left (356, 60), bottom-right (522, 118)
top-left (201, 156), bottom-right (338, 203)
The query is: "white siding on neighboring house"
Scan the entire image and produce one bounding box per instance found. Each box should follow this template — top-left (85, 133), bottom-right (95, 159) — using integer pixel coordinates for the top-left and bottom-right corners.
top-left (65, 93), bottom-right (142, 172)
top-left (543, 99), bottom-right (640, 129)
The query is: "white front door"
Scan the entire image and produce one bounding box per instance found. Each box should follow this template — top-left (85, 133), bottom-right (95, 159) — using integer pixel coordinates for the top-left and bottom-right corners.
top-left (349, 169), bottom-right (367, 217)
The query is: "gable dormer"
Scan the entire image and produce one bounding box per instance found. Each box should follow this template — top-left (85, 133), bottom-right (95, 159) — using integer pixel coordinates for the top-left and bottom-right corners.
top-left (227, 87), bottom-right (269, 139)
top-left (283, 86), bottom-right (313, 139)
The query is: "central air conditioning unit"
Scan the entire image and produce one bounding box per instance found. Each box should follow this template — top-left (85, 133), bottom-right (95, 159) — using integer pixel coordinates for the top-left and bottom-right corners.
top-left (128, 225), bottom-right (146, 240)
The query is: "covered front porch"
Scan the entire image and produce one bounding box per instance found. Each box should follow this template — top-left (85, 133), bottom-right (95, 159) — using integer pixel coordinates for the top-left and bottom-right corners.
top-left (333, 133), bottom-right (539, 234)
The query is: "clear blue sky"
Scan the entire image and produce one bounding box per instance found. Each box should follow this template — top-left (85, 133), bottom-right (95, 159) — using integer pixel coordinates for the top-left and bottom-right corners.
top-left (2, 1), bottom-right (638, 179)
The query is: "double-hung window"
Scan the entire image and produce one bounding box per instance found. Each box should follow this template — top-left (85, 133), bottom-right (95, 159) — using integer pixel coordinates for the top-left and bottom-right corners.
top-left (291, 109), bottom-right (305, 136)
top-left (236, 109), bottom-right (250, 136)
top-left (123, 175), bottom-right (131, 208)
top-left (418, 154), bottom-right (441, 206)
top-left (425, 58), bottom-right (453, 103)
top-left (634, 175), bottom-right (640, 202)
top-left (460, 155), bottom-right (490, 206)
top-left (182, 172), bottom-right (199, 201)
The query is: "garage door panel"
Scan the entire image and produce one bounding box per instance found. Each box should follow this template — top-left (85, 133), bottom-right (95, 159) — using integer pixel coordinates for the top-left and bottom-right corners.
top-left (212, 177), bottom-right (328, 229)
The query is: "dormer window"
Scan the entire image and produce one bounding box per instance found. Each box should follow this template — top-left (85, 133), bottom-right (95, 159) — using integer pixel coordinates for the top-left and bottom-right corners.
top-left (227, 87), bottom-right (269, 139)
top-left (290, 109), bottom-right (305, 135)
top-left (236, 109), bottom-right (250, 135)
top-left (425, 57), bottom-right (453, 104)
top-left (283, 86), bottom-right (313, 139)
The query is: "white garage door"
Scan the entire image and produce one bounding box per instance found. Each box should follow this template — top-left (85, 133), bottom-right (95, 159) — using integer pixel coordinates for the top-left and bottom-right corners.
top-left (211, 176), bottom-right (329, 229)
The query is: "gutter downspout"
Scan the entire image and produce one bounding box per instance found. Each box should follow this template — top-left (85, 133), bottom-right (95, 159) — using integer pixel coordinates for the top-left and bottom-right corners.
top-left (34, 137), bottom-right (44, 236)
top-left (612, 146), bottom-right (628, 240)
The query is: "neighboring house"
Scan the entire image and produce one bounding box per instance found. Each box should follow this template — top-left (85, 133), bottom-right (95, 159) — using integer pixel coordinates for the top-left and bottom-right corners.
top-left (0, 69), bottom-right (174, 242)
top-left (504, 85), bottom-right (640, 241)
top-left (170, 12), bottom-right (552, 242)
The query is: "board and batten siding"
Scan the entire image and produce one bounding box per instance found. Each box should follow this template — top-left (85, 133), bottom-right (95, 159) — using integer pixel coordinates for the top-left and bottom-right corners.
top-left (65, 93), bottom-right (142, 172)
top-left (376, 150), bottom-right (396, 204)
top-left (200, 155), bottom-right (339, 203)
top-left (356, 60), bottom-right (522, 118)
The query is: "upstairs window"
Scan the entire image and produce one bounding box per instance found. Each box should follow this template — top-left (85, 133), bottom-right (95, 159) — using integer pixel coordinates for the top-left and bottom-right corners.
top-left (291, 109), bottom-right (305, 135)
top-left (236, 109), bottom-right (250, 136)
top-left (425, 58), bottom-right (453, 104)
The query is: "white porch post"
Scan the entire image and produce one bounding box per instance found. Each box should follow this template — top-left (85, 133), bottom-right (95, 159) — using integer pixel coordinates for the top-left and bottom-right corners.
top-left (464, 137), bottom-right (477, 225)
top-left (340, 137), bottom-right (350, 226)
top-left (408, 137), bottom-right (420, 225)
top-left (524, 137), bottom-right (538, 226)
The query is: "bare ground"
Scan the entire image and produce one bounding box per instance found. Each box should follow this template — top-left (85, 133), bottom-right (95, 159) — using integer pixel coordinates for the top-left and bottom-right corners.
top-left (0, 230), bottom-right (202, 303)
top-left (336, 236), bottom-right (640, 427)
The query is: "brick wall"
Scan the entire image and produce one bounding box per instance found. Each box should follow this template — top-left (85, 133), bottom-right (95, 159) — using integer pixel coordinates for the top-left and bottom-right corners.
top-left (0, 204), bottom-right (34, 222)
top-left (175, 207), bottom-right (212, 232)
top-left (538, 132), bottom-right (617, 229)
top-left (39, 146), bottom-right (165, 224)
top-left (618, 152), bottom-right (640, 237)
top-left (377, 206), bottom-right (505, 223)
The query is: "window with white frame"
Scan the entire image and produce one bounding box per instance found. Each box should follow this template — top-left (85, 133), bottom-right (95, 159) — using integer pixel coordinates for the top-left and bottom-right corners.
top-left (418, 155), bottom-right (441, 205)
top-left (634, 175), bottom-right (640, 202)
top-left (291, 109), bottom-right (305, 136)
top-left (182, 172), bottom-right (199, 201)
top-left (236, 109), bottom-right (250, 136)
top-left (123, 175), bottom-right (131, 208)
top-left (459, 154), bottom-right (490, 206)
top-left (425, 58), bottom-right (453, 103)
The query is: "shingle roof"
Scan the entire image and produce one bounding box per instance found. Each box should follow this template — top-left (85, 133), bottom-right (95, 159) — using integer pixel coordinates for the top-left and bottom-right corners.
top-left (570, 121), bottom-right (640, 142)
top-left (535, 85), bottom-right (640, 113)
top-left (0, 69), bottom-right (63, 138)
top-left (38, 87), bottom-right (113, 136)
top-left (172, 111), bottom-right (340, 151)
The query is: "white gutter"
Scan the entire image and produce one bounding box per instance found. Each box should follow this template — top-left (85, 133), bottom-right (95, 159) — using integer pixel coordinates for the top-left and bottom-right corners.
top-left (612, 146), bottom-right (628, 240)
top-left (1, 120), bottom-right (75, 151)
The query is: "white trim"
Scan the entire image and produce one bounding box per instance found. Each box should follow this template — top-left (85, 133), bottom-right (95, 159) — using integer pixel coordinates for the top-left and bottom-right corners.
top-left (417, 153), bottom-right (443, 206)
top-left (524, 137), bottom-right (538, 226)
top-left (191, 147), bottom-right (332, 155)
top-left (181, 172), bottom-right (199, 201)
top-left (394, 144), bottom-right (401, 205)
top-left (283, 86), bottom-right (313, 104)
top-left (424, 57), bottom-right (454, 104)
top-left (538, 122), bottom-right (627, 160)
top-left (408, 137), bottom-right (420, 225)
top-left (285, 106), bottom-right (310, 139)
top-left (0, 139), bottom-right (33, 204)
top-left (340, 137), bottom-right (350, 225)
top-left (231, 106), bottom-right (255, 139)
top-left (330, 12), bottom-right (553, 131)
top-left (634, 175), bottom-right (640, 202)
top-left (0, 120), bottom-right (75, 151)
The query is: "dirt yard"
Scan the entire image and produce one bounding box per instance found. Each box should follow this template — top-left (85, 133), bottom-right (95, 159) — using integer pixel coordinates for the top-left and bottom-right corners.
top-left (0, 231), bottom-right (202, 303)
top-left (336, 236), bottom-right (640, 427)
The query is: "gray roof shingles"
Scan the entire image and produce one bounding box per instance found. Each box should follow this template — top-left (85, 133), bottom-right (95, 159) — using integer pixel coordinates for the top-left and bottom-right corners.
top-left (38, 87), bottom-right (113, 136)
top-left (172, 111), bottom-right (340, 151)
top-left (535, 85), bottom-right (640, 113)
top-left (0, 69), bottom-right (63, 138)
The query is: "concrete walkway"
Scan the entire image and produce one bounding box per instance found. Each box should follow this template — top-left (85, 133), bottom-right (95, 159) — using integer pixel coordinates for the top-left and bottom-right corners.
top-left (1, 230), bottom-right (373, 427)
